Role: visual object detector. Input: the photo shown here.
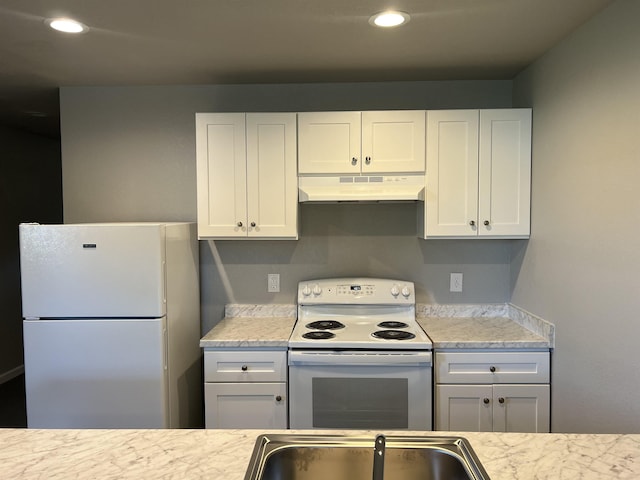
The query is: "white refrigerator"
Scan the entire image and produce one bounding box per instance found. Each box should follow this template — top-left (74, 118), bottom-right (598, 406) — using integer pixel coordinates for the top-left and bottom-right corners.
top-left (19, 222), bottom-right (201, 429)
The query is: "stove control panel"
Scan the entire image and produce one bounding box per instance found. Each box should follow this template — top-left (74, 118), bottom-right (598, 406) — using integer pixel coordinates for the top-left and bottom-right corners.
top-left (298, 278), bottom-right (414, 305)
top-left (336, 284), bottom-right (375, 296)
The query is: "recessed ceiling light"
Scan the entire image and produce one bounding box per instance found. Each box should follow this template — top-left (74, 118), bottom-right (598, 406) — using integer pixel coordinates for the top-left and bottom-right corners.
top-left (46, 17), bottom-right (88, 34)
top-left (369, 11), bottom-right (411, 28)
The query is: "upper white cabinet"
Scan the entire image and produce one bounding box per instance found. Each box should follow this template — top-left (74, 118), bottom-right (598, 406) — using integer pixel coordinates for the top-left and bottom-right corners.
top-left (421, 109), bottom-right (531, 238)
top-left (196, 113), bottom-right (298, 239)
top-left (298, 111), bottom-right (425, 174)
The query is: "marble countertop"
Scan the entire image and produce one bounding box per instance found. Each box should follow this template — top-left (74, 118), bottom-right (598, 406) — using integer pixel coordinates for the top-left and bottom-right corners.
top-left (200, 303), bottom-right (554, 350)
top-left (418, 316), bottom-right (551, 349)
top-left (2, 428), bottom-right (638, 479)
top-left (199, 316), bottom-right (294, 348)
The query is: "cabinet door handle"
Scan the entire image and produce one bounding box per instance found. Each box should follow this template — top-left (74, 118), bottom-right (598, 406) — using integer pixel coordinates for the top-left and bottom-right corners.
top-left (241, 365), bottom-right (248, 371)
top-left (489, 366), bottom-right (496, 373)
top-left (351, 157), bottom-right (358, 165)
top-left (237, 222), bottom-right (243, 227)
top-left (498, 397), bottom-right (505, 404)
top-left (250, 222), bottom-right (256, 227)
top-left (484, 220), bottom-right (490, 226)
top-left (483, 398), bottom-right (490, 404)
top-left (275, 395), bottom-right (282, 402)
top-left (469, 220), bottom-right (476, 226)
top-left (365, 156), bottom-right (371, 165)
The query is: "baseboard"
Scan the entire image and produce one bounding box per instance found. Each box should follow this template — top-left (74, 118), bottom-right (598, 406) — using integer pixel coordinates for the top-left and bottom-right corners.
top-left (0, 365), bottom-right (25, 385)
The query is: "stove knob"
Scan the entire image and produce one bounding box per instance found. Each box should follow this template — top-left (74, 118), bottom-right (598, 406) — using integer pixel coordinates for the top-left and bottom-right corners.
top-left (312, 284), bottom-right (322, 296)
top-left (302, 285), bottom-right (312, 297)
top-left (390, 285), bottom-right (400, 297)
top-left (401, 286), bottom-right (411, 298)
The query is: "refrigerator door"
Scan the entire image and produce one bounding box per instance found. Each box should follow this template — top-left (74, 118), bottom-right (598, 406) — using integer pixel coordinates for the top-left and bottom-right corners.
top-left (20, 223), bottom-right (166, 318)
top-left (23, 318), bottom-right (168, 428)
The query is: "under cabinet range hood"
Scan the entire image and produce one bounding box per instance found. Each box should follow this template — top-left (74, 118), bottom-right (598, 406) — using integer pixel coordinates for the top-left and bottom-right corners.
top-left (298, 175), bottom-right (425, 202)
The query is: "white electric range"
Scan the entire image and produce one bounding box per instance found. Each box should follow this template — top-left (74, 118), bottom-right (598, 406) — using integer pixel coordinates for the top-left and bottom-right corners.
top-left (288, 278), bottom-right (433, 430)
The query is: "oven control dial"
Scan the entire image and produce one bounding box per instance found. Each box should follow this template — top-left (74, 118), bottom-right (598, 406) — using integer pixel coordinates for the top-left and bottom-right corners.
top-left (302, 284), bottom-right (312, 297)
top-left (401, 286), bottom-right (411, 298)
top-left (312, 284), bottom-right (322, 296)
top-left (390, 285), bottom-right (400, 297)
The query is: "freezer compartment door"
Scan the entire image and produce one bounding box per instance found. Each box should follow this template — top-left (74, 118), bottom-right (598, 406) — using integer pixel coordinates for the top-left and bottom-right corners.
top-left (23, 318), bottom-right (168, 428)
top-left (20, 223), bottom-right (166, 318)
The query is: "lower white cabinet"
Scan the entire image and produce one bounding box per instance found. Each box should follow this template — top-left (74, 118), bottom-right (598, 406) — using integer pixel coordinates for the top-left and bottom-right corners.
top-left (203, 349), bottom-right (287, 429)
top-left (434, 351), bottom-right (550, 433)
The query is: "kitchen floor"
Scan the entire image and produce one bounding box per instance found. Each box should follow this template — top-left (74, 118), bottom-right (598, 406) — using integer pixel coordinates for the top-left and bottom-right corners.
top-left (0, 375), bottom-right (27, 427)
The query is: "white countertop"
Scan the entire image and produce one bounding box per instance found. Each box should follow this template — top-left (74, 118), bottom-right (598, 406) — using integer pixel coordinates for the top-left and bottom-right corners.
top-left (200, 316), bottom-right (294, 348)
top-left (418, 316), bottom-right (550, 349)
top-left (200, 303), bottom-right (554, 350)
top-left (2, 428), bottom-right (638, 479)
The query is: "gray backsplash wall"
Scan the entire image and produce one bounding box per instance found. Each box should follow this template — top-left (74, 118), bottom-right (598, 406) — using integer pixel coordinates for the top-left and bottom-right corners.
top-left (201, 203), bottom-right (513, 332)
top-left (60, 80), bottom-right (514, 333)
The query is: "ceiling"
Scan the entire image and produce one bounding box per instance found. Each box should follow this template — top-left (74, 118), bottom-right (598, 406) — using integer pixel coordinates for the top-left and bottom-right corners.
top-left (0, 0), bottom-right (614, 138)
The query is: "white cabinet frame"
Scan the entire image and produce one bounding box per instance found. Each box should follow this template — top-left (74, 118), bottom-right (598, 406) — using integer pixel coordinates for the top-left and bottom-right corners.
top-left (298, 111), bottom-right (425, 175)
top-left (423, 109), bottom-right (531, 238)
top-left (196, 113), bottom-right (298, 239)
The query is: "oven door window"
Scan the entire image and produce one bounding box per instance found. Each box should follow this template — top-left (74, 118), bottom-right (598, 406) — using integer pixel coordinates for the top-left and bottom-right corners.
top-left (312, 377), bottom-right (408, 429)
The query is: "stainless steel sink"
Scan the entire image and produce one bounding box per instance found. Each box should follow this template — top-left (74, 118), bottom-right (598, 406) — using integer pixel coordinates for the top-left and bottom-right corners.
top-left (244, 434), bottom-right (491, 480)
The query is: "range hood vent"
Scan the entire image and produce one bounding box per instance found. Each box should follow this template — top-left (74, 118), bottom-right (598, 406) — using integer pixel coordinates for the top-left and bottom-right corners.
top-left (298, 175), bottom-right (425, 203)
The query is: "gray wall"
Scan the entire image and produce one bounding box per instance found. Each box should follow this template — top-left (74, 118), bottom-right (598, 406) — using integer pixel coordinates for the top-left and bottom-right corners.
top-left (0, 126), bottom-right (62, 379)
top-left (512, 0), bottom-right (640, 432)
top-left (60, 81), bottom-right (513, 332)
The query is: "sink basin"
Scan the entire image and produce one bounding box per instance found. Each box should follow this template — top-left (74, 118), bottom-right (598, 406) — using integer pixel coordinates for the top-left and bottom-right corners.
top-left (244, 434), bottom-right (490, 480)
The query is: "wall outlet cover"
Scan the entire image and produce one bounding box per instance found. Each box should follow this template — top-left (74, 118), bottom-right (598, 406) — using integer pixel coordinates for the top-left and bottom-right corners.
top-left (450, 273), bottom-right (463, 292)
top-left (268, 273), bottom-right (280, 293)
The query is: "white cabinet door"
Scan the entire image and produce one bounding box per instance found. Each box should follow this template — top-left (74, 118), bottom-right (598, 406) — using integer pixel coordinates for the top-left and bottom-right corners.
top-left (478, 109), bottom-right (531, 237)
top-left (298, 112), bottom-right (361, 174)
top-left (362, 111), bottom-right (425, 173)
top-left (246, 113), bottom-right (298, 238)
top-left (493, 384), bottom-right (550, 433)
top-left (196, 113), bottom-right (247, 238)
top-left (423, 109), bottom-right (531, 239)
top-left (436, 384), bottom-right (550, 433)
top-left (425, 110), bottom-right (479, 237)
top-left (298, 111), bottom-right (425, 175)
top-left (196, 113), bottom-right (298, 239)
top-left (204, 382), bottom-right (287, 429)
top-left (435, 384), bottom-right (493, 432)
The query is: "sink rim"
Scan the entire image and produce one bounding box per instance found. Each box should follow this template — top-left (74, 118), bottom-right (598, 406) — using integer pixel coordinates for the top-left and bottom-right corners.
top-left (244, 433), bottom-right (491, 480)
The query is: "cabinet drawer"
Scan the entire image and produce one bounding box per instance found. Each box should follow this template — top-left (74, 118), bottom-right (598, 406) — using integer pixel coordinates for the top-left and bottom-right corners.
top-left (204, 350), bottom-right (287, 382)
top-left (435, 351), bottom-right (549, 384)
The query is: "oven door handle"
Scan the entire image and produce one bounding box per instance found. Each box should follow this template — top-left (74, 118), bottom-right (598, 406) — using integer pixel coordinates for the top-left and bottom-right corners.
top-left (288, 350), bottom-right (432, 367)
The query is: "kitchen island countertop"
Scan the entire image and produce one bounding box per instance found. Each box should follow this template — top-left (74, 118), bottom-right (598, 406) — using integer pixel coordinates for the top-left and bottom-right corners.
top-left (1, 428), bottom-right (638, 479)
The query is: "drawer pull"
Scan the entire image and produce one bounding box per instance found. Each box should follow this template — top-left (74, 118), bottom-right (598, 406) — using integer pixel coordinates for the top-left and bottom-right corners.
top-left (241, 365), bottom-right (248, 371)
top-left (483, 398), bottom-right (490, 404)
top-left (498, 397), bottom-right (505, 404)
top-left (275, 395), bottom-right (282, 402)
top-left (489, 366), bottom-right (496, 373)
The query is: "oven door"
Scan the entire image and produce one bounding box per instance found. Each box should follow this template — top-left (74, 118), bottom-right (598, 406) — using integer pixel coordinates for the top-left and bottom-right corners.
top-left (288, 350), bottom-right (432, 430)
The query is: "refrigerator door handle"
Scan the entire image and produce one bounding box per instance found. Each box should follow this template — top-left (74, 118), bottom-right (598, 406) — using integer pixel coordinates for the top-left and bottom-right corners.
top-left (163, 326), bottom-right (168, 371)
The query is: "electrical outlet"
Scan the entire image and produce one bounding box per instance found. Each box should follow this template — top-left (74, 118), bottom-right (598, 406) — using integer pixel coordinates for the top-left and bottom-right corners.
top-left (450, 273), bottom-right (463, 292)
top-left (268, 273), bottom-right (280, 293)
